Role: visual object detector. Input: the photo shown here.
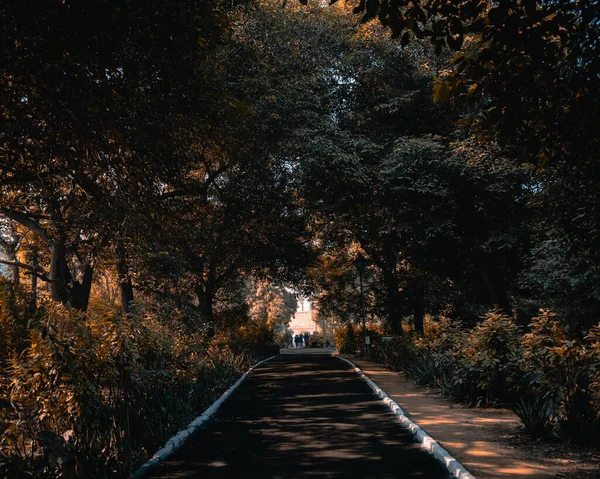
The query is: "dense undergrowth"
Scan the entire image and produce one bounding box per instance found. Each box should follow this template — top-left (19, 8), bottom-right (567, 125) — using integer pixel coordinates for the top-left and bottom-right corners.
top-left (0, 282), bottom-right (278, 479)
top-left (336, 312), bottom-right (600, 443)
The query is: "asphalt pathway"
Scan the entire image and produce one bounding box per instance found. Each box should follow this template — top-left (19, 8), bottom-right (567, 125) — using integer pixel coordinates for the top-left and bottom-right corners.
top-left (148, 355), bottom-right (450, 478)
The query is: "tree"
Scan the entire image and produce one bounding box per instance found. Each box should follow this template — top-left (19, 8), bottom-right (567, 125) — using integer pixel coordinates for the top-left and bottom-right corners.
top-left (0, 0), bottom-right (236, 311)
top-left (292, 0), bottom-right (598, 330)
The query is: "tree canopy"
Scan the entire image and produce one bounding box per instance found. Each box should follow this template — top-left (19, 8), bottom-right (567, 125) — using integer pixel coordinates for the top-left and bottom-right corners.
top-left (1, 0), bottom-right (600, 474)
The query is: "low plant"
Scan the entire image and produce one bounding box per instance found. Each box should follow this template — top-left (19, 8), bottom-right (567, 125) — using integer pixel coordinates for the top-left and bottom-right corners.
top-left (309, 334), bottom-right (325, 348)
top-left (335, 322), bottom-right (358, 354)
top-left (452, 311), bottom-right (523, 406)
top-left (512, 394), bottom-right (556, 439)
top-left (521, 310), bottom-right (600, 441)
top-left (370, 308), bottom-right (600, 442)
top-left (0, 296), bottom-right (275, 478)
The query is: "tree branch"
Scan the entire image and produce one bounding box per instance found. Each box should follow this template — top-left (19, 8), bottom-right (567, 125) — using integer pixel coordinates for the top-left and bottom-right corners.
top-left (0, 209), bottom-right (51, 246)
top-left (162, 164), bottom-right (232, 199)
top-left (0, 236), bottom-right (11, 252)
top-left (0, 259), bottom-right (56, 282)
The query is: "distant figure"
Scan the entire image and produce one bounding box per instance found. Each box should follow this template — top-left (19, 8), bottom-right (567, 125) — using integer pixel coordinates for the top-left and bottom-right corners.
top-left (294, 334), bottom-right (301, 348)
top-left (303, 332), bottom-right (310, 347)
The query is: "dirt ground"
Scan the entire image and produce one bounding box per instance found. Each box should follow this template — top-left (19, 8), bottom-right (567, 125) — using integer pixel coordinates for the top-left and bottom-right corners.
top-left (344, 356), bottom-right (600, 479)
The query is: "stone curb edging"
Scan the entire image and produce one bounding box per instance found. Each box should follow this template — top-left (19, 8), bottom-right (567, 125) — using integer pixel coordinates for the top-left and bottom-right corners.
top-left (336, 356), bottom-right (476, 479)
top-left (129, 355), bottom-right (278, 479)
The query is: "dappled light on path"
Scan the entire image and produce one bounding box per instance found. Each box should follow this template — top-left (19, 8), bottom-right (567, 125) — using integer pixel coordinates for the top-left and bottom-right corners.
top-left (149, 355), bottom-right (450, 478)
top-left (349, 358), bottom-right (592, 479)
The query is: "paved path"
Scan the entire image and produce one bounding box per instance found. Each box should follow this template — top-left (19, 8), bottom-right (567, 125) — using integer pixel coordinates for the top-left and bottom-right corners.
top-left (149, 355), bottom-right (450, 478)
top-left (280, 346), bottom-right (337, 355)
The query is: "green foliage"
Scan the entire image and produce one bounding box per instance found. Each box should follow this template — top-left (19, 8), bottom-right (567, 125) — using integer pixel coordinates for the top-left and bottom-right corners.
top-left (308, 334), bottom-right (326, 348)
top-left (226, 317), bottom-right (280, 360)
top-left (377, 316), bottom-right (468, 399)
top-left (521, 310), bottom-right (600, 440)
top-left (513, 395), bottom-right (556, 439)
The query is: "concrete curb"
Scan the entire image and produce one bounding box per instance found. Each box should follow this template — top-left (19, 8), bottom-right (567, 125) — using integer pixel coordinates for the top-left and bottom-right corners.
top-left (336, 356), bottom-right (476, 479)
top-left (129, 355), bottom-right (278, 479)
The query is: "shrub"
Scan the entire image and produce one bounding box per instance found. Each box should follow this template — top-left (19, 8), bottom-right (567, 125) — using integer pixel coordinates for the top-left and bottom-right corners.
top-left (335, 322), bottom-right (382, 357)
top-left (335, 323), bottom-right (359, 354)
top-left (370, 308), bottom-right (600, 442)
top-left (229, 317), bottom-right (279, 359)
top-left (377, 336), bottom-right (417, 372)
top-left (0, 300), bottom-right (271, 478)
top-left (309, 334), bottom-right (325, 348)
top-left (454, 311), bottom-right (523, 406)
top-left (0, 278), bottom-right (33, 365)
top-left (521, 311), bottom-right (600, 441)
top-left (512, 394), bottom-right (556, 439)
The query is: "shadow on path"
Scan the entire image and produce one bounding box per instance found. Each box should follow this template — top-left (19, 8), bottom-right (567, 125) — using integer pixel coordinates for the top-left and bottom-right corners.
top-left (148, 355), bottom-right (450, 479)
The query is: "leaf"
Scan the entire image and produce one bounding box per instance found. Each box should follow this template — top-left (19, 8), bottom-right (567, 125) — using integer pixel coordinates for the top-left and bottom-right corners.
top-left (446, 33), bottom-right (464, 51)
top-left (488, 7), bottom-right (503, 26)
top-left (432, 78), bottom-right (451, 103)
top-left (353, 0), bottom-right (365, 14)
top-left (401, 32), bottom-right (410, 48)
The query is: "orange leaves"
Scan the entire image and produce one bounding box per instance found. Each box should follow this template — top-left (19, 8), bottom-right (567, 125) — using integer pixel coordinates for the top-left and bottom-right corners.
top-left (432, 77), bottom-right (451, 103)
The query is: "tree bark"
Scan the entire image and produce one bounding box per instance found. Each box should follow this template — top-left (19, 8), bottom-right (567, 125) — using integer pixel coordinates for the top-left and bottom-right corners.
top-left (9, 251), bottom-right (19, 285)
top-left (413, 280), bottom-right (425, 333)
top-left (116, 244), bottom-right (134, 315)
top-left (71, 264), bottom-right (94, 312)
top-left (9, 252), bottom-right (21, 286)
top-left (382, 268), bottom-right (402, 335)
top-left (49, 236), bottom-right (72, 305)
top-left (30, 244), bottom-right (38, 312)
top-left (196, 283), bottom-right (214, 321)
top-left (477, 252), bottom-right (510, 313)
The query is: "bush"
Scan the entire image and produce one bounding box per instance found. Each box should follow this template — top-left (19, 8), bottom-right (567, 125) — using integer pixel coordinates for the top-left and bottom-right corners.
top-left (0, 300), bottom-right (273, 478)
top-left (377, 317), bottom-right (468, 400)
top-left (0, 278), bottom-right (34, 365)
top-left (454, 311), bottom-right (523, 406)
top-left (335, 323), bottom-right (359, 354)
top-left (335, 322), bottom-right (382, 357)
top-left (521, 310), bottom-right (600, 441)
top-left (370, 309), bottom-right (600, 443)
top-left (228, 317), bottom-right (279, 359)
top-left (513, 394), bottom-right (555, 439)
top-left (309, 334), bottom-right (325, 348)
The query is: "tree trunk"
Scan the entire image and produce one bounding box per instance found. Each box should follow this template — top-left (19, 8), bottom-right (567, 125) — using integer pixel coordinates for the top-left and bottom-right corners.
top-left (382, 268), bottom-right (402, 335)
top-left (116, 244), bottom-right (134, 316)
top-left (195, 283), bottom-right (215, 335)
top-left (6, 222), bottom-right (20, 285)
top-left (478, 252), bottom-right (510, 313)
top-left (413, 280), bottom-right (425, 333)
top-left (29, 244), bottom-right (38, 313)
top-left (9, 250), bottom-right (19, 286)
top-left (49, 236), bottom-right (72, 305)
top-left (198, 285), bottom-right (214, 321)
top-left (71, 264), bottom-right (94, 312)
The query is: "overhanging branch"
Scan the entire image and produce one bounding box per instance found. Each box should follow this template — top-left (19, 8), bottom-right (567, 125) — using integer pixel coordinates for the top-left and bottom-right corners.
top-left (0, 209), bottom-right (51, 246)
top-left (0, 258), bottom-right (56, 282)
